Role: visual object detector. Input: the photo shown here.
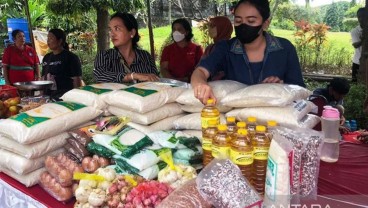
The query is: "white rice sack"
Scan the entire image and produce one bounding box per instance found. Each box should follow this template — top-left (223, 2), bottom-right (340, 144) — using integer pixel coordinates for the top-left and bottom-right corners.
top-left (176, 80), bottom-right (246, 105)
top-left (105, 82), bottom-right (187, 113)
top-left (0, 133), bottom-right (69, 159)
top-left (173, 113), bottom-right (226, 130)
top-left (181, 104), bottom-right (232, 113)
top-left (61, 83), bottom-right (127, 109)
top-left (226, 100), bottom-right (316, 128)
top-left (113, 149), bottom-right (162, 171)
top-left (127, 114), bottom-right (186, 134)
top-left (298, 114), bottom-right (321, 129)
top-left (173, 145), bottom-right (203, 160)
top-left (0, 148), bottom-right (64, 175)
top-left (0, 102), bottom-right (102, 144)
top-left (108, 103), bottom-right (183, 125)
top-left (221, 83), bottom-right (312, 108)
top-left (0, 167), bottom-right (46, 187)
top-left (115, 162), bottom-right (167, 180)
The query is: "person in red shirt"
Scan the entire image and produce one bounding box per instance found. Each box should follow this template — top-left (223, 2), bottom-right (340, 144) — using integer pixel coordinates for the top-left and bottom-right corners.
top-left (2, 29), bottom-right (40, 85)
top-left (160, 18), bottom-right (203, 83)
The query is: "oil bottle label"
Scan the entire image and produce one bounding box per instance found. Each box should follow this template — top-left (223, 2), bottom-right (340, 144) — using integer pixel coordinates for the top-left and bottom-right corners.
top-left (202, 137), bottom-right (212, 151)
top-left (254, 147), bottom-right (269, 160)
top-left (212, 146), bottom-right (229, 159)
top-left (201, 117), bottom-right (219, 129)
top-left (230, 149), bottom-right (253, 165)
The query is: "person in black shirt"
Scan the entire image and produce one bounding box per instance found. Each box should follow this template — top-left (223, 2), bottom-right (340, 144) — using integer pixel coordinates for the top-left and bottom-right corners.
top-left (94, 12), bottom-right (159, 83)
top-left (42, 28), bottom-right (82, 99)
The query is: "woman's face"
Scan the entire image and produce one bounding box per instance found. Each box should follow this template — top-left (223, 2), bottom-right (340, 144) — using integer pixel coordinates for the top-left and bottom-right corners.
top-left (208, 20), bottom-right (217, 39)
top-left (172, 23), bottom-right (187, 36)
top-left (13, 32), bottom-right (25, 46)
top-left (47, 33), bottom-right (62, 51)
top-left (109, 17), bottom-right (135, 48)
top-left (234, 2), bottom-right (263, 27)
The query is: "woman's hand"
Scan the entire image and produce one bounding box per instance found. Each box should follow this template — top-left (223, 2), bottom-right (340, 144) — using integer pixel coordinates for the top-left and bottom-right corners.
top-left (135, 73), bottom-right (160, 82)
top-left (262, 76), bottom-right (284, 84)
top-left (193, 83), bottom-right (216, 105)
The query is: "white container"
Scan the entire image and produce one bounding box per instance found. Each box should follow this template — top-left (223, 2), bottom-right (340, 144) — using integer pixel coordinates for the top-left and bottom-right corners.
top-left (320, 106), bottom-right (340, 163)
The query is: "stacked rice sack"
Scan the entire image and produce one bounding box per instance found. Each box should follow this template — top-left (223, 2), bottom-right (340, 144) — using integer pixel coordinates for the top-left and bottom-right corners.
top-left (173, 80), bottom-right (246, 138)
top-left (105, 81), bottom-right (187, 134)
top-left (0, 101), bottom-right (102, 187)
top-left (222, 83), bottom-right (319, 129)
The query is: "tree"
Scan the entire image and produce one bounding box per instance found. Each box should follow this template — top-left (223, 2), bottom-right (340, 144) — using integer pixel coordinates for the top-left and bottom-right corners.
top-left (46, 0), bottom-right (146, 51)
top-left (324, 2), bottom-right (342, 31)
top-left (305, 0), bottom-right (313, 8)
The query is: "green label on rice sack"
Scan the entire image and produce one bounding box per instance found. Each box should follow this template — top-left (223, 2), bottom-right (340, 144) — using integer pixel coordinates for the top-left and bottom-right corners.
top-left (80, 86), bottom-right (113, 94)
top-left (55, 101), bottom-right (86, 111)
top-left (123, 87), bottom-right (158, 97)
top-left (10, 113), bottom-right (50, 127)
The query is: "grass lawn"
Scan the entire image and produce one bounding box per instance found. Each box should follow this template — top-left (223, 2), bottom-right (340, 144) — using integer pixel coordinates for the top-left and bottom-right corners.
top-left (139, 26), bottom-right (354, 57)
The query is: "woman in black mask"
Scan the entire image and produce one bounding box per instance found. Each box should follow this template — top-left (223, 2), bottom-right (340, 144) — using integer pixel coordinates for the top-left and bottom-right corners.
top-left (191, 0), bottom-right (305, 104)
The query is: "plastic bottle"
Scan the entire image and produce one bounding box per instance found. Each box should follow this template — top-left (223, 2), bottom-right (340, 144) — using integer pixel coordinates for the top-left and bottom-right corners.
top-left (233, 121), bottom-right (247, 141)
top-left (320, 106), bottom-right (340, 163)
top-left (230, 129), bottom-right (253, 182)
top-left (344, 120), bottom-right (351, 131)
top-left (266, 120), bottom-right (278, 140)
top-left (212, 124), bottom-right (231, 159)
top-left (252, 125), bottom-right (270, 195)
top-left (350, 120), bottom-right (357, 131)
top-left (201, 98), bottom-right (220, 133)
top-left (202, 119), bottom-right (218, 166)
top-left (247, 117), bottom-right (257, 139)
top-left (226, 116), bottom-right (237, 138)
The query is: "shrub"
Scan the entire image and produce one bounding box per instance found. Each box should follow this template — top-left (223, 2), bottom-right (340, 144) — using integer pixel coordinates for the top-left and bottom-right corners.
top-left (344, 83), bottom-right (368, 129)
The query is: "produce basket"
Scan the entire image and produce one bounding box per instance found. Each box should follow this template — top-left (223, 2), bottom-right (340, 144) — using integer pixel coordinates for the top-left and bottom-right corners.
top-left (0, 85), bottom-right (18, 100)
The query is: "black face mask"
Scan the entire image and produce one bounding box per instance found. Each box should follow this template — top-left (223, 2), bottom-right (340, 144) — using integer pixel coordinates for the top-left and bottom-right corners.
top-left (235, 23), bottom-right (263, 44)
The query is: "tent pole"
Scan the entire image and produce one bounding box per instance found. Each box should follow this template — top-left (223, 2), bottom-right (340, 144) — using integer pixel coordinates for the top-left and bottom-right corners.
top-left (24, 0), bottom-right (36, 49)
top-left (147, 0), bottom-right (155, 59)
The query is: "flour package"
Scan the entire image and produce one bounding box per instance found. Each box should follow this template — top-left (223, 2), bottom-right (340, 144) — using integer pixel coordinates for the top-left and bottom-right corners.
top-left (105, 82), bottom-right (187, 113)
top-left (180, 104), bottom-right (232, 113)
top-left (0, 167), bottom-right (46, 187)
top-left (0, 133), bottom-right (69, 159)
top-left (61, 83), bottom-right (127, 109)
top-left (264, 134), bottom-right (293, 207)
top-left (173, 113), bottom-right (226, 130)
top-left (226, 100), bottom-right (317, 128)
top-left (221, 83), bottom-right (312, 108)
top-left (176, 80), bottom-right (246, 106)
top-left (113, 148), bottom-right (165, 172)
top-left (108, 103), bottom-right (183, 125)
top-left (0, 102), bottom-right (102, 144)
top-left (0, 148), bottom-right (64, 175)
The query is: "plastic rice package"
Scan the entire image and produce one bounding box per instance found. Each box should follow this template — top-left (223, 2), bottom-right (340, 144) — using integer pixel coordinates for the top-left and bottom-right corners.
top-left (0, 167), bottom-right (46, 187)
top-left (173, 113), bottom-right (226, 130)
top-left (148, 130), bottom-right (201, 149)
top-left (196, 159), bottom-right (262, 208)
top-left (0, 102), bottom-right (102, 144)
top-left (61, 83), bottom-right (126, 109)
top-left (181, 104), bottom-right (232, 113)
top-left (221, 83), bottom-right (311, 108)
top-left (105, 81), bottom-right (187, 113)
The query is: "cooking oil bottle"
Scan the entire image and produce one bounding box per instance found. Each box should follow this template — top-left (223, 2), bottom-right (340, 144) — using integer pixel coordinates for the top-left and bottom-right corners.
top-left (201, 98), bottom-right (220, 133)
top-left (233, 121), bottom-right (247, 140)
top-left (247, 117), bottom-right (258, 139)
top-left (212, 124), bottom-right (231, 159)
top-left (226, 116), bottom-right (237, 138)
top-left (266, 120), bottom-right (278, 140)
top-left (252, 125), bottom-right (270, 195)
top-left (202, 119), bottom-right (218, 166)
top-left (230, 129), bottom-right (253, 182)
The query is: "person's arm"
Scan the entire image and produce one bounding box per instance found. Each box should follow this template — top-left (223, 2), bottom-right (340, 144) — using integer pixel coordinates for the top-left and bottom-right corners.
top-left (93, 50), bottom-right (125, 83)
top-left (191, 67), bottom-right (216, 104)
top-left (70, 53), bottom-right (83, 88)
top-left (3, 65), bottom-right (10, 85)
top-left (2, 47), bottom-right (11, 85)
top-left (351, 28), bottom-right (362, 48)
top-left (34, 64), bottom-right (40, 80)
top-left (160, 46), bottom-right (175, 79)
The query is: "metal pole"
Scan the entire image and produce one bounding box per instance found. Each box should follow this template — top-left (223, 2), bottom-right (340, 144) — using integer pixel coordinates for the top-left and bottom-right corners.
top-left (24, 0), bottom-right (36, 49)
top-left (147, 0), bottom-right (155, 59)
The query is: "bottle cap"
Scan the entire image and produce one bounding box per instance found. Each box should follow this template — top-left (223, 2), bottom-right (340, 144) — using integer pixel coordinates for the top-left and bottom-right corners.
top-left (322, 106), bottom-right (340, 119)
top-left (217, 124), bottom-right (227, 131)
top-left (208, 119), bottom-right (218, 126)
top-left (267, 120), bottom-right (277, 127)
top-left (226, 116), bottom-right (236, 123)
top-left (237, 121), bottom-right (246, 128)
top-left (237, 129), bottom-right (248, 135)
top-left (247, 117), bottom-right (257, 123)
top-left (207, 99), bottom-right (214, 104)
top-left (256, 125), bottom-right (266, 132)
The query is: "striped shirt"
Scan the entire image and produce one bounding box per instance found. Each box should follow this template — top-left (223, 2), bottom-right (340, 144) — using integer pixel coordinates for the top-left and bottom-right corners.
top-left (94, 47), bottom-right (159, 83)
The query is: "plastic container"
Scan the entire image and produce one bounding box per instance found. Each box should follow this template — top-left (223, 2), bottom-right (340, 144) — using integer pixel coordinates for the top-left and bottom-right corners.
top-left (344, 120), bottom-right (351, 131)
top-left (350, 120), bottom-right (357, 131)
top-left (7, 18), bottom-right (31, 43)
top-left (201, 98), bottom-right (220, 133)
top-left (247, 116), bottom-right (257, 139)
top-left (212, 124), bottom-right (231, 159)
top-left (251, 125), bottom-right (270, 195)
top-left (202, 119), bottom-right (218, 166)
top-left (226, 116), bottom-right (237, 137)
top-left (266, 120), bottom-right (278, 140)
top-left (230, 129), bottom-right (253, 182)
top-left (320, 106), bottom-right (340, 163)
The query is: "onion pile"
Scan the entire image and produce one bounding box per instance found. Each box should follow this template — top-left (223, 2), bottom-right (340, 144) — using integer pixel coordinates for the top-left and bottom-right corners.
top-left (82, 155), bottom-right (110, 173)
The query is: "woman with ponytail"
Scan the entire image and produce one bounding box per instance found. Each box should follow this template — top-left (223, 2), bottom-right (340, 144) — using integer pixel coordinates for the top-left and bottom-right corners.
top-left (42, 28), bottom-right (82, 99)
